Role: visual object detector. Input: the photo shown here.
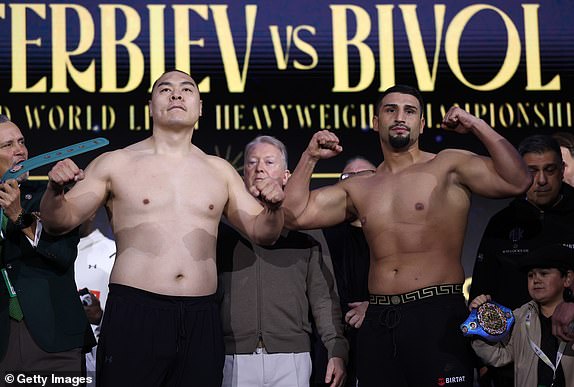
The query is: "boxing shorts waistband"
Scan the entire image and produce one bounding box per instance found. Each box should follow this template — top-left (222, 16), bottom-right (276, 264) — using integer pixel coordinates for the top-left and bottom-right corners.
top-left (369, 283), bottom-right (463, 306)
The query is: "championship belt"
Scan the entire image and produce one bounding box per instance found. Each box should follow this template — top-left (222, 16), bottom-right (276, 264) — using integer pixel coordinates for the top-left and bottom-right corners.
top-left (1, 138), bottom-right (109, 182)
top-left (0, 138), bottom-right (109, 238)
top-left (460, 301), bottom-right (514, 342)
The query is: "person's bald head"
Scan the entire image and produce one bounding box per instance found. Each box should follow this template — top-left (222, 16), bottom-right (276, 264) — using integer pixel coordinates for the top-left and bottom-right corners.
top-left (343, 157), bottom-right (376, 174)
top-left (340, 157), bottom-right (377, 181)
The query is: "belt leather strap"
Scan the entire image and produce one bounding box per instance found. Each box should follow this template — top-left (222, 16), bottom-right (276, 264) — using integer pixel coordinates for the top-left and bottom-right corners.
top-left (1, 137), bottom-right (109, 182)
top-left (0, 137), bottom-right (109, 239)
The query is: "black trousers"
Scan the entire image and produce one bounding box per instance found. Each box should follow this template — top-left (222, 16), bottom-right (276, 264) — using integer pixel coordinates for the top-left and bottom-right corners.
top-left (357, 294), bottom-right (474, 387)
top-left (97, 284), bottom-right (224, 387)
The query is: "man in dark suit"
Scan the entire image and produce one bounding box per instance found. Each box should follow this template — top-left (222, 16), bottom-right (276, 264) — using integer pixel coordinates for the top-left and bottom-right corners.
top-left (470, 134), bottom-right (574, 386)
top-left (0, 115), bottom-right (94, 383)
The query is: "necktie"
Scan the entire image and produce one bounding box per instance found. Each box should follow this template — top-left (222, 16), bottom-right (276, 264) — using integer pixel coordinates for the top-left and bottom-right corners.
top-left (1, 213), bottom-right (24, 321)
top-left (8, 294), bottom-right (24, 321)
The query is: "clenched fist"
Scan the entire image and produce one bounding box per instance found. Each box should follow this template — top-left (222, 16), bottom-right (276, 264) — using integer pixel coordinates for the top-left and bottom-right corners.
top-left (48, 159), bottom-right (85, 192)
top-left (305, 130), bottom-right (343, 160)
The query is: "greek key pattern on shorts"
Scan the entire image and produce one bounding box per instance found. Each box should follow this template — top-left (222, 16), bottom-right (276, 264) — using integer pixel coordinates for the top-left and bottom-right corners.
top-left (369, 284), bottom-right (463, 305)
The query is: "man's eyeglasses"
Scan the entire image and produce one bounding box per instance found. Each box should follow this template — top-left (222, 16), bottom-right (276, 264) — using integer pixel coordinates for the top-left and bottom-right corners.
top-left (339, 169), bottom-right (376, 181)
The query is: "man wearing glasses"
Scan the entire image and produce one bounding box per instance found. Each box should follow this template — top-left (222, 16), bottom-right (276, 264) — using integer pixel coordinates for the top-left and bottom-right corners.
top-left (314, 156), bottom-right (375, 387)
top-left (283, 85), bottom-right (531, 386)
top-left (339, 159), bottom-right (376, 182)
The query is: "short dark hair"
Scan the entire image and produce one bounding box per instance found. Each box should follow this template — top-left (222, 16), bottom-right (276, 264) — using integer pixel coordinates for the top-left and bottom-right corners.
top-left (552, 132), bottom-right (574, 157)
top-left (150, 69), bottom-right (194, 94)
top-left (0, 114), bottom-right (10, 123)
top-left (375, 85), bottom-right (424, 117)
top-left (518, 134), bottom-right (562, 163)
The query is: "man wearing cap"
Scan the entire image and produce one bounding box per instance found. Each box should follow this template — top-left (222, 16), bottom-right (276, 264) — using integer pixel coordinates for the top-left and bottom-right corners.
top-left (471, 135), bottom-right (574, 309)
top-left (470, 244), bottom-right (574, 387)
top-left (470, 134), bottom-right (574, 386)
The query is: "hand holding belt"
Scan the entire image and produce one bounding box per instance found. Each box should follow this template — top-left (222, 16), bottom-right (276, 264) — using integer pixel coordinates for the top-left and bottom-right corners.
top-left (460, 301), bottom-right (514, 342)
top-left (1, 138), bottom-right (109, 182)
top-left (0, 138), bottom-right (109, 238)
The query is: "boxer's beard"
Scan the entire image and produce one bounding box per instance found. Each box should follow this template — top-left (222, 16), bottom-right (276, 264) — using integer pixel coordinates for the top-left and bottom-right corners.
top-left (389, 134), bottom-right (410, 149)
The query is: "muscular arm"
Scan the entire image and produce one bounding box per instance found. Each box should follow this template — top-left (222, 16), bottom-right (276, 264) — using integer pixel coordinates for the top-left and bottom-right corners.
top-left (442, 107), bottom-right (531, 198)
top-left (284, 131), bottom-right (349, 229)
top-left (40, 156), bottom-right (109, 235)
top-left (250, 206), bottom-right (284, 246)
top-left (223, 160), bottom-right (284, 245)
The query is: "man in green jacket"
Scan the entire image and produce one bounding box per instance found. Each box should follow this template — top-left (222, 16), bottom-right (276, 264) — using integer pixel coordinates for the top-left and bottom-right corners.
top-left (0, 115), bottom-right (94, 384)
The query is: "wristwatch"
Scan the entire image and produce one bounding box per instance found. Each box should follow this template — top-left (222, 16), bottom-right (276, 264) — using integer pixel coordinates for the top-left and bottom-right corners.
top-left (13, 211), bottom-right (35, 229)
top-left (564, 288), bottom-right (574, 303)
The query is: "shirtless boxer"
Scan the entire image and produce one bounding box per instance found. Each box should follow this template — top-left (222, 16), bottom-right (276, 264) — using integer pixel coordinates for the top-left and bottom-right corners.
top-left (283, 85), bottom-right (531, 386)
top-left (40, 70), bottom-right (285, 387)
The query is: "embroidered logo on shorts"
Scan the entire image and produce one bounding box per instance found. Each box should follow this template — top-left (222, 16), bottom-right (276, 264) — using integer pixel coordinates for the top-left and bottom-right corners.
top-left (437, 376), bottom-right (466, 385)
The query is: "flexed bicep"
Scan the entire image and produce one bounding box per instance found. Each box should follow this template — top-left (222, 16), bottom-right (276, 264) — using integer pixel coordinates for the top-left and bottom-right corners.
top-left (285, 184), bottom-right (349, 229)
top-left (448, 150), bottom-right (529, 199)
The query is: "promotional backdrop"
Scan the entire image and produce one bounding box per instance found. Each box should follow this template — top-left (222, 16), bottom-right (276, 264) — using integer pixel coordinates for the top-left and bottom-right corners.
top-left (1, 0), bottom-right (572, 276)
